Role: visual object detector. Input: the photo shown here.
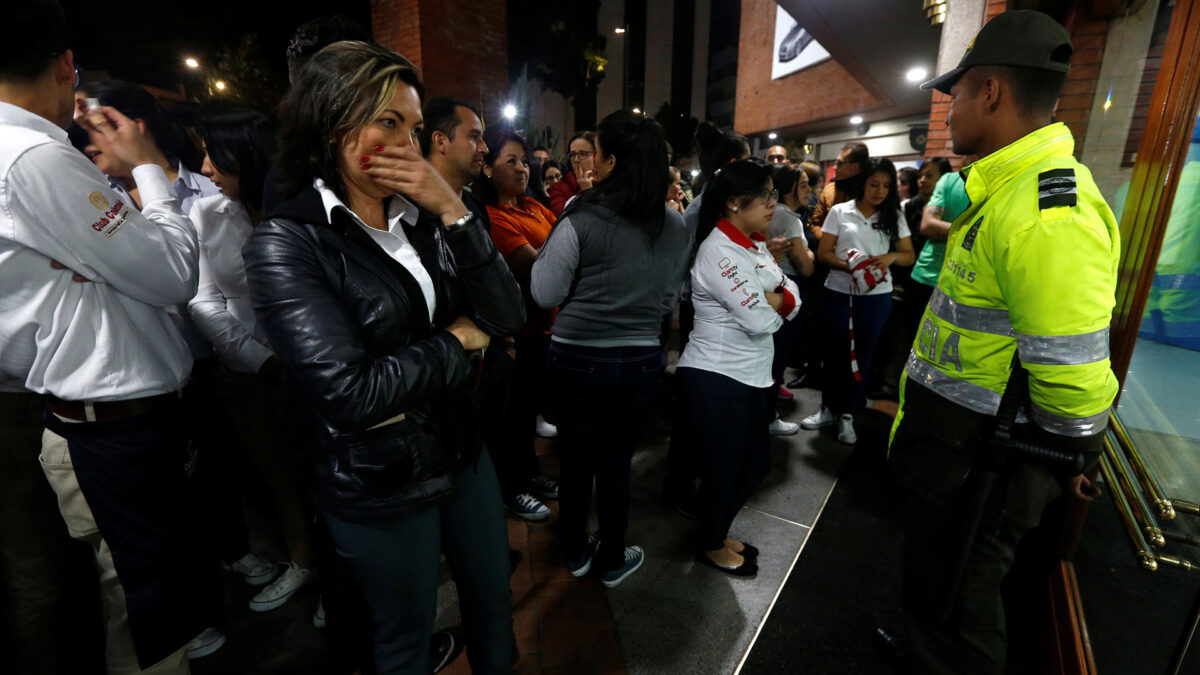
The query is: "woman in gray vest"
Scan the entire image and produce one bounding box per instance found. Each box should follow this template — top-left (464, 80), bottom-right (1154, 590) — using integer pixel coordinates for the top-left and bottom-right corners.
top-left (531, 110), bottom-right (693, 587)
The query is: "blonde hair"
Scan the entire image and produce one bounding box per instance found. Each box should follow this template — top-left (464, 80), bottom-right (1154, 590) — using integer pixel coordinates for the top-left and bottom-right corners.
top-left (277, 40), bottom-right (425, 201)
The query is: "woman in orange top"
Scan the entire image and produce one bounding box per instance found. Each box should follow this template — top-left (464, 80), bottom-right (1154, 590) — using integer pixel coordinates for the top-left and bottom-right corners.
top-left (476, 127), bottom-right (560, 521)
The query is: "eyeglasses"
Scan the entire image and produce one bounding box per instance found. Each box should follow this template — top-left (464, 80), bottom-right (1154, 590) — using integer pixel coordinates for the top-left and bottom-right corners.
top-left (568, 150), bottom-right (595, 160)
top-left (74, 64), bottom-right (81, 89)
top-left (756, 188), bottom-right (779, 202)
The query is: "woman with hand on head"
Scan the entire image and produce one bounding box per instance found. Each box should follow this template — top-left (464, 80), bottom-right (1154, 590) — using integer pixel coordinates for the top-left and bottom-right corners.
top-left (243, 41), bottom-right (524, 673)
top-left (801, 157), bottom-right (914, 445)
top-left (547, 130), bottom-right (597, 215)
top-left (676, 159), bottom-right (801, 577)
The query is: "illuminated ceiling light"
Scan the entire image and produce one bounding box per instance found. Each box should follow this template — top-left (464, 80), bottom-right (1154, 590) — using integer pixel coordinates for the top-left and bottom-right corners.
top-left (185, 57), bottom-right (199, 69)
top-left (614, 27), bottom-right (626, 34)
top-left (768, 132), bottom-right (778, 140)
top-left (905, 67), bottom-right (927, 82)
top-left (632, 107), bottom-right (642, 114)
top-left (690, 169), bottom-right (701, 177)
top-left (214, 81), bottom-right (226, 91)
top-left (502, 104), bottom-right (517, 120)
top-left (849, 115), bottom-right (863, 125)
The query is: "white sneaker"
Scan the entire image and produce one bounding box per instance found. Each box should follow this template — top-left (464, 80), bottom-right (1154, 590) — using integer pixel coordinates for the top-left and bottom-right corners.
top-left (185, 627), bottom-right (226, 659)
top-left (837, 414), bottom-right (857, 445)
top-left (768, 416), bottom-right (800, 436)
top-left (222, 552), bottom-right (279, 586)
top-left (535, 415), bottom-right (558, 438)
top-left (800, 406), bottom-right (835, 430)
top-left (249, 562), bottom-right (314, 612)
top-left (313, 596), bottom-right (325, 628)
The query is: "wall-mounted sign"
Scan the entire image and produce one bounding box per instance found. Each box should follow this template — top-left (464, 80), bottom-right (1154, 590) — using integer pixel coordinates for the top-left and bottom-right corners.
top-left (772, 5), bottom-right (831, 81)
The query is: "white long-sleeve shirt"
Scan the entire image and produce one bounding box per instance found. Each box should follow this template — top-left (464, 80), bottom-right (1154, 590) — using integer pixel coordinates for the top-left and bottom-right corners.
top-left (187, 194), bottom-right (273, 373)
top-left (676, 220), bottom-right (800, 387)
top-left (0, 101), bottom-right (198, 400)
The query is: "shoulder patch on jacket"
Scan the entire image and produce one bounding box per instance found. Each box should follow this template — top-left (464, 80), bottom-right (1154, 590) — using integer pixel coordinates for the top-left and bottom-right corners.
top-left (1038, 168), bottom-right (1077, 210)
top-left (961, 216), bottom-right (983, 251)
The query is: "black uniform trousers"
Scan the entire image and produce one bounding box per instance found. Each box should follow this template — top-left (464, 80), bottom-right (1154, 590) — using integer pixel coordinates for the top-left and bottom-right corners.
top-left (890, 382), bottom-right (1063, 675)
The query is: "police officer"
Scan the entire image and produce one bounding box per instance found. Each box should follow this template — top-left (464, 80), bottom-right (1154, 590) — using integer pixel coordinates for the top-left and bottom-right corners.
top-left (884, 11), bottom-right (1118, 674)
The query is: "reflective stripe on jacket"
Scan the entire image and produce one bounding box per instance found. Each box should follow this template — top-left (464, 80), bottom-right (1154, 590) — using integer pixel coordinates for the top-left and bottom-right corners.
top-left (902, 123), bottom-right (1120, 438)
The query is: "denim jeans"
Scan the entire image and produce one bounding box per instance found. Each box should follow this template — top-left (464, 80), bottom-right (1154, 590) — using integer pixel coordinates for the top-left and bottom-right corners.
top-left (546, 342), bottom-right (664, 572)
top-left (819, 288), bottom-right (893, 415)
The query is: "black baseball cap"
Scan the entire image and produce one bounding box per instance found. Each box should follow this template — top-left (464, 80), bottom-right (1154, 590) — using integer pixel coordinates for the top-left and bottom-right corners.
top-left (921, 10), bottom-right (1073, 94)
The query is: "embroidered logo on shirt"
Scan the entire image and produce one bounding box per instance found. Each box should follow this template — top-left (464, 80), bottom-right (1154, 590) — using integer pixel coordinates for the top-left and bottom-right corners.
top-left (87, 191), bottom-right (109, 210)
top-left (89, 200), bottom-right (129, 238)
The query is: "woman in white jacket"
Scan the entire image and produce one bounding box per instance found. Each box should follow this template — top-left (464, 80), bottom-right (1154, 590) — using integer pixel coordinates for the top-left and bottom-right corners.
top-left (676, 160), bottom-right (801, 577)
top-left (188, 109), bottom-right (316, 614)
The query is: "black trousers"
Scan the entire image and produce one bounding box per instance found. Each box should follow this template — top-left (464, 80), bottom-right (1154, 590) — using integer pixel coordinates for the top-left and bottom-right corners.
top-left (491, 335), bottom-right (548, 498)
top-left (547, 342), bottom-right (664, 571)
top-left (678, 367), bottom-right (773, 552)
top-left (890, 398), bottom-right (1063, 675)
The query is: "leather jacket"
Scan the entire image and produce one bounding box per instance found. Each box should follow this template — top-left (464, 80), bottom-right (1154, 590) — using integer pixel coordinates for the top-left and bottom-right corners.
top-left (243, 186), bottom-right (524, 521)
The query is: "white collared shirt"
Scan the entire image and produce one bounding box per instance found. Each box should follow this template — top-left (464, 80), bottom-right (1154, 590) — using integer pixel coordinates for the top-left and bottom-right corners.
top-left (822, 200), bottom-right (910, 296)
top-left (187, 194), bottom-right (273, 373)
top-left (0, 101), bottom-right (198, 399)
top-left (677, 221), bottom-right (801, 387)
top-left (314, 179), bottom-right (436, 322)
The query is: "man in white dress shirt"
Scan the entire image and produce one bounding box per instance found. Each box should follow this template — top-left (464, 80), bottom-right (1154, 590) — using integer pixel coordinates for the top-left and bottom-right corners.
top-left (0, 2), bottom-right (213, 672)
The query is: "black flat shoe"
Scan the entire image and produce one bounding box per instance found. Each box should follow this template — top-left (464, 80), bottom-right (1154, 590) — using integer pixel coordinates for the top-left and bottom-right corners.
top-left (695, 551), bottom-right (758, 577)
top-left (737, 542), bottom-right (759, 559)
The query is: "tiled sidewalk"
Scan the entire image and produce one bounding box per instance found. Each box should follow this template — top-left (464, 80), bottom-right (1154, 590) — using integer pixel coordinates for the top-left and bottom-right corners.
top-left (442, 440), bottom-right (627, 675)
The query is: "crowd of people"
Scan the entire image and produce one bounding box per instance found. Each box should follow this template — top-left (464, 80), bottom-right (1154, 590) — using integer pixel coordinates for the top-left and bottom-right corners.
top-left (2, 3), bottom-right (1117, 675)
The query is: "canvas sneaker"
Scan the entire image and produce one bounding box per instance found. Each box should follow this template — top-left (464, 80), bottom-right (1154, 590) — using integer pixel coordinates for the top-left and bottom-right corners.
top-left (567, 534), bottom-right (601, 577)
top-left (535, 415), bottom-right (558, 438)
top-left (800, 406), bottom-right (835, 430)
top-left (600, 546), bottom-right (645, 588)
top-left (531, 475), bottom-right (559, 500)
top-left (837, 414), bottom-right (858, 445)
top-left (769, 416), bottom-right (800, 436)
top-left (249, 562), bottom-right (314, 612)
top-left (504, 493), bottom-right (551, 521)
top-left (185, 627), bottom-right (226, 660)
top-left (222, 552), bottom-right (278, 586)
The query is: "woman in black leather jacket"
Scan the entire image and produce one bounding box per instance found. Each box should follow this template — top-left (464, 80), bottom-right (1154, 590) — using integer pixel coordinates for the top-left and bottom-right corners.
top-left (242, 41), bottom-right (524, 673)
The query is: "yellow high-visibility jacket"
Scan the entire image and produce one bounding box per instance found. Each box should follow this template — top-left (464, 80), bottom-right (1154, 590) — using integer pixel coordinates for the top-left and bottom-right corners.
top-left (896, 122), bottom-right (1120, 440)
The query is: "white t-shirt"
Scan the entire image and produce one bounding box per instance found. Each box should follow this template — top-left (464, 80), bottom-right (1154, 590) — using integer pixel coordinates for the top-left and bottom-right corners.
top-left (822, 200), bottom-right (910, 296)
top-left (767, 203), bottom-right (806, 276)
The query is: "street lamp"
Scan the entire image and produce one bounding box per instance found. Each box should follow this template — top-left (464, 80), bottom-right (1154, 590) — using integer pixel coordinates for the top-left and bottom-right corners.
top-left (185, 57), bottom-right (199, 69)
top-left (214, 81), bottom-right (227, 92)
top-left (632, 107), bottom-right (641, 114)
top-left (768, 132), bottom-right (778, 140)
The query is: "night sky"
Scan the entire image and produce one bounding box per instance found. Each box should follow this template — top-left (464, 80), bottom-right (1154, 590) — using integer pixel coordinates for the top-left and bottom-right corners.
top-left (59, 0), bottom-right (373, 91)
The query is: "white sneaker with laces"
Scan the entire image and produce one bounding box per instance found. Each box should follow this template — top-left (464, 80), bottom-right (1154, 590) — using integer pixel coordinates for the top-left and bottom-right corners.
top-left (800, 406), bottom-right (835, 430)
top-left (223, 552), bottom-right (278, 586)
top-left (535, 415), bottom-right (558, 438)
top-left (249, 562), bottom-right (314, 612)
top-left (837, 414), bottom-right (857, 445)
top-left (768, 415), bottom-right (800, 436)
top-left (185, 627), bottom-right (226, 659)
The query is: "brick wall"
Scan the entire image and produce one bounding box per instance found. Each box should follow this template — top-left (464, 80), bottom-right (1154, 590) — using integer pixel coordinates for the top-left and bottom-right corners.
top-left (734, 0), bottom-right (879, 136)
top-left (925, 0), bottom-right (1009, 164)
top-left (370, 0), bottom-right (509, 117)
top-left (1056, 9), bottom-right (1110, 156)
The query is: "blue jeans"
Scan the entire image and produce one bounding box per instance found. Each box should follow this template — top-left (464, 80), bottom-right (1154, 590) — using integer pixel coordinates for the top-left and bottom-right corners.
top-left (819, 288), bottom-right (893, 415)
top-left (546, 342), bottom-right (664, 572)
top-left (323, 452), bottom-right (512, 674)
